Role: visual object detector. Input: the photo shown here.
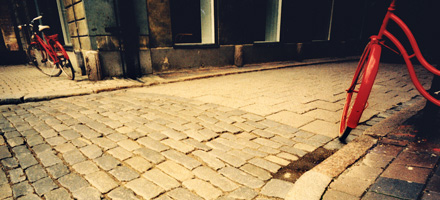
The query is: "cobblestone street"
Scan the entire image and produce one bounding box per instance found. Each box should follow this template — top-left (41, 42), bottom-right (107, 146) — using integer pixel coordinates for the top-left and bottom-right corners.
top-left (0, 61), bottom-right (434, 199)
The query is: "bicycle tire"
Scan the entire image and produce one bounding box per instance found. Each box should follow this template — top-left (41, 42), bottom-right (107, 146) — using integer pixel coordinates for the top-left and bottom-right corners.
top-left (339, 43), bottom-right (382, 142)
top-left (60, 59), bottom-right (75, 80)
top-left (28, 43), bottom-right (61, 77)
top-left (53, 41), bottom-right (75, 80)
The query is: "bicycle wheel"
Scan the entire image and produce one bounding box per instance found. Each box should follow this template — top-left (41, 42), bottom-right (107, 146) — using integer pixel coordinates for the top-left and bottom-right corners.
top-left (28, 44), bottom-right (61, 77)
top-left (53, 41), bottom-right (75, 80)
top-left (60, 59), bottom-right (75, 80)
top-left (339, 43), bottom-right (382, 143)
top-left (28, 43), bottom-right (61, 77)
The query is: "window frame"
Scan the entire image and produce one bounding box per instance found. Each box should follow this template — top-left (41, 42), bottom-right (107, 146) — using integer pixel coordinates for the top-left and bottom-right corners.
top-left (254, 0), bottom-right (283, 44)
top-left (56, 0), bottom-right (72, 46)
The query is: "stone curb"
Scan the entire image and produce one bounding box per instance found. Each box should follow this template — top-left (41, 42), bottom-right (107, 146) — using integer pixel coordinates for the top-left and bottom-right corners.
top-left (0, 57), bottom-right (357, 105)
top-left (285, 99), bottom-right (426, 200)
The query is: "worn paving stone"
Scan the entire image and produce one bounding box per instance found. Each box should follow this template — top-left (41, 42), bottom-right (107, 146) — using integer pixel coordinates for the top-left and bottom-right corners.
top-left (210, 149), bottom-right (246, 168)
top-left (143, 168), bottom-right (180, 191)
top-left (32, 177), bottom-right (57, 196)
top-left (157, 160), bottom-right (194, 182)
top-left (162, 149), bottom-right (201, 170)
top-left (126, 178), bottom-right (165, 200)
top-left (361, 191), bottom-right (401, 200)
top-left (322, 189), bottom-right (359, 200)
top-left (44, 188), bottom-right (71, 200)
top-left (240, 164), bottom-right (272, 181)
top-left (17, 193), bottom-right (41, 200)
top-left (219, 167), bottom-right (264, 189)
top-left (369, 177), bottom-right (424, 200)
top-left (193, 166), bottom-right (239, 192)
top-left (72, 160), bottom-right (100, 175)
top-left (381, 163), bottom-right (431, 184)
top-left (9, 168), bottom-right (26, 184)
top-left (37, 151), bottom-right (62, 167)
top-left (17, 154), bottom-right (38, 169)
top-left (46, 163), bottom-right (70, 179)
top-left (58, 173), bottom-right (89, 192)
top-left (248, 157), bottom-right (281, 173)
top-left (80, 144), bottom-right (103, 159)
top-left (133, 147), bottom-right (165, 164)
top-left (329, 176), bottom-right (372, 197)
top-left (227, 186), bottom-right (258, 199)
top-left (192, 150), bottom-right (225, 170)
top-left (72, 187), bottom-right (101, 200)
top-left (109, 166), bottom-right (140, 182)
top-left (183, 178), bottom-right (222, 200)
top-left (85, 171), bottom-right (118, 193)
top-left (125, 156), bottom-right (153, 173)
top-left (0, 184), bottom-right (12, 199)
top-left (108, 146), bottom-right (133, 161)
top-left (260, 179), bottom-right (294, 198)
top-left (108, 187), bottom-right (139, 200)
top-left (0, 145), bottom-right (12, 159)
top-left (137, 137), bottom-right (170, 152)
top-left (167, 188), bottom-right (203, 200)
top-left (94, 154), bottom-right (120, 171)
top-left (12, 181), bottom-right (34, 198)
top-left (25, 165), bottom-right (47, 183)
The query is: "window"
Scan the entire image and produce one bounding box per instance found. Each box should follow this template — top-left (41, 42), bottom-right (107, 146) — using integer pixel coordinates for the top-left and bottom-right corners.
top-left (171, 0), bottom-right (215, 45)
top-left (254, 0), bottom-right (282, 43)
top-left (56, 0), bottom-right (71, 45)
top-left (312, 0), bottom-right (335, 41)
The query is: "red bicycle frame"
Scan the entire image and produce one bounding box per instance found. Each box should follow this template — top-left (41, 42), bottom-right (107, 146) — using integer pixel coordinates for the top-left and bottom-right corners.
top-left (31, 33), bottom-right (65, 65)
top-left (374, 0), bottom-right (440, 106)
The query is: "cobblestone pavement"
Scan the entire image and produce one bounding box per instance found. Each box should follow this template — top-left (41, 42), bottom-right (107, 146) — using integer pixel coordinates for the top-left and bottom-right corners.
top-left (322, 109), bottom-right (440, 200)
top-left (0, 60), bottom-right (435, 199)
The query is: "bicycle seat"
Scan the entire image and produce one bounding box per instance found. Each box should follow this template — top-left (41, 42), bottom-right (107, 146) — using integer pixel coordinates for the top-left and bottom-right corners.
top-left (38, 25), bottom-right (50, 31)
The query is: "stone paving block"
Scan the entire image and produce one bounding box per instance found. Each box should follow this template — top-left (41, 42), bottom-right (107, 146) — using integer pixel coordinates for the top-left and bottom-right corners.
top-left (264, 155), bottom-right (290, 166)
top-left (133, 147), bottom-right (165, 164)
top-left (258, 145), bottom-right (280, 154)
top-left (240, 164), bottom-right (272, 181)
top-left (322, 189), bottom-right (359, 200)
top-left (45, 136), bottom-right (66, 146)
top-left (91, 137), bottom-right (117, 150)
top-left (393, 151), bottom-right (439, 169)
top-left (228, 149), bottom-right (254, 161)
top-left (369, 177), bottom-right (424, 200)
top-left (162, 149), bottom-right (201, 170)
top-left (157, 160), bottom-right (194, 182)
top-left (344, 163), bottom-right (382, 183)
top-left (161, 138), bottom-right (195, 154)
top-left (161, 129), bottom-right (187, 141)
top-left (107, 133), bottom-right (128, 142)
top-left (267, 111), bottom-right (315, 128)
top-left (214, 137), bottom-right (244, 150)
top-left (361, 191), bottom-right (401, 200)
top-left (233, 122), bottom-right (255, 132)
top-left (74, 124), bottom-right (101, 139)
top-left (117, 139), bottom-right (141, 151)
top-left (94, 154), bottom-right (120, 171)
top-left (107, 146), bottom-right (133, 161)
top-left (251, 129), bottom-right (274, 138)
top-left (227, 186), bottom-right (258, 199)
top-left (219, 167), bottom-right (265, 189)
top-left (182, 138), bottom-right (212, 151)
top-left (71, 138), bottom-right (90, 148)
top-left (108, 187), bottom-right (139, 200)
top-left (2, 157), bottom-right (19, 169)
top-left (7, 137), bottom-right (24, 147)
top-left (381, 163), bottom-right (431, 184)
top-left (72, 187), bottom-right (101, 200)
top-left (85, 171), bottom-right (118, 193)
top-left (25, 165), bottom-right (47, 183)
top-left (9, 168), bottom-right (26, 184)
top-left (72, 160), bottom-right (100, 175)
top-left (183, 178), bottom-right (222, 200)
top-left (329, 176), bottom-right (371, 197)
top-left (280, 146), bottom-right (307, 157)
top-left (137, 137), bottom-right (169, 152)
top-left (58, 173), bottom-right (89, 192)
top-left (143, 168), bottom-right (180, 190)
top-left (362, 152), bottom-right (394, 169)
top-left (260, 179), bottom-right (294, 198)
top-left (242, 147), bottom-right (268, 158)
top-left (198, 128), bottom-right (219, 139)
top-left (44, 188), bottom-right (71, 200)
top-left (59, 130), bottom-right (80, 141)
top-left (17, 154), bottom-right (38, 169)
top-left (46, 163), bottom-right (70, 179)
top-left (210, 149), bottom-right (246, 167)
top-left (192, 150), bottom-right (225, 170)
top-left (125, 156), bottom-right (152, 173)
top-left (126, 178), bottom-right (165, 199)
top-left (215, 121), bottom-right (242, 134)
top-left (37, 151), bottom-right (62, 167)
top-left (426, 175), bottom-right (440, 193)
top-left (109, 166), bottom-right (139, 182)
top-left (54, 143), bottom-right (76, 153)
top-left (63, 150), bottom-right (86, 165)
top-left (25, 135), bottom-right (44, 147)
top-left (167, 187), bottom-right (203, 200)
top-left (300, 120), bottom-right (338, 138)
top-left (12, 181), bottom-right (34, 198)
top-left (207, 140), bottom-right (231, 152)
top-left (249, 157), bottom-right (281, 173)
top-left (32, 177), bottom-right (57, 196)
top-left (79, 144), bottom-right (102, 159)
top-left (0, 184), bottom-right (12, 199)
top-left (17, 193), bottom-right (41, 200)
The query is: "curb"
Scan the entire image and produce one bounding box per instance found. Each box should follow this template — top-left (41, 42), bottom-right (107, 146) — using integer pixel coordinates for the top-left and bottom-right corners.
top-left (285, 99), bottom-right (426, 200)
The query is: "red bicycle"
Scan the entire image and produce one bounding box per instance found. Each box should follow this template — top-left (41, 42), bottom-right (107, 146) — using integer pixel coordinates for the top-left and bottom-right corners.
top-left (339, 0), bottom-right (440, 143)
top-left (19, 16), bottom-right (75, 80)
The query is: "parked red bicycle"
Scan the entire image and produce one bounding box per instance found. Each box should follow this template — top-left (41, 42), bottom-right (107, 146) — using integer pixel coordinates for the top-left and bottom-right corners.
top-left (339, 0), bottom-right (440, 143)
top-left (19, 16), bottom-right (75, 80)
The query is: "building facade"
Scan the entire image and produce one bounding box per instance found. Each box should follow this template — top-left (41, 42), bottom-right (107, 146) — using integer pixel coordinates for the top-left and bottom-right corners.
top-left (2, 0), bottom-right (437, 79)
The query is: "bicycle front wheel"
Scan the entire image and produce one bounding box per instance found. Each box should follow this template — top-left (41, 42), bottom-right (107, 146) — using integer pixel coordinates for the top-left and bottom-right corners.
top-left (339, 43), bottom-right (382, 143)
top-left (28, 44), bottom-right (61, 77)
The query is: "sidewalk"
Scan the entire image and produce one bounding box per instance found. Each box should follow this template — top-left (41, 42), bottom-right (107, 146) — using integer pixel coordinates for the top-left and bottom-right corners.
top-left (0, 57), bottom-right (438, 199)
